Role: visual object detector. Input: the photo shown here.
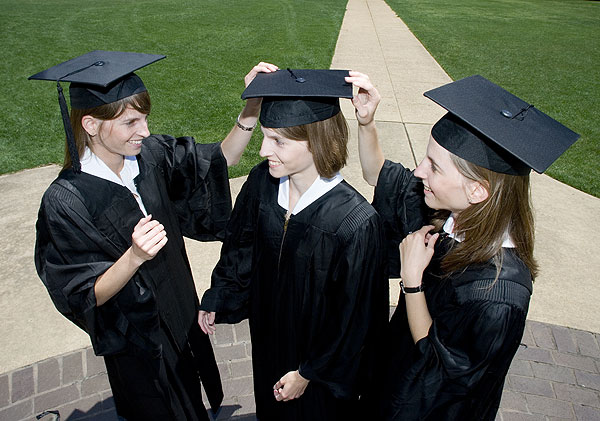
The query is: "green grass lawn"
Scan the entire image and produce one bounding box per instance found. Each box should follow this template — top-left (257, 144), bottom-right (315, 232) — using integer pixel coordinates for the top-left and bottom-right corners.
top-left (0, 0), bottom-right (347, 178)
top-left (385, 0), bottom-right (600, 197)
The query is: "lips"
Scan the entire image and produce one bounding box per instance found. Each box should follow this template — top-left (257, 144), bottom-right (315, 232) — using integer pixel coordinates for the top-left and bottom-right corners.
top-left (128, 139), bottom-right (143, 146)
top-left (268, 160), bottom-right (282, 168)
top-left (423, 184), bottom-right (433, 194)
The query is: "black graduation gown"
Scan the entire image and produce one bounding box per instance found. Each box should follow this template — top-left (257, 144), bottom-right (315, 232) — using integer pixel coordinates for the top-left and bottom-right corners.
top-left (35, 134), bottom-right (229, 421)
top-left (370, 160), bottom-right (533, 420)
top-left (201, 161), bottom-right (389, 421)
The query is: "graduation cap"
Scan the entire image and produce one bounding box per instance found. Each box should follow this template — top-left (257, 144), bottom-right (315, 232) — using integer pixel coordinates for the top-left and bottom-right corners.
top-left (241, 68), bottom-right (353, 128)
top-left (424, 75), bottom-right (580, 175)
top-left (29, 50), bottom-right (165, 172)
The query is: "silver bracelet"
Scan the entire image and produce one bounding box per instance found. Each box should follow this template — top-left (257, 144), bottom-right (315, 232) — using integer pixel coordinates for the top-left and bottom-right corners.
top-left (236, 114), bottom-right (256, 131)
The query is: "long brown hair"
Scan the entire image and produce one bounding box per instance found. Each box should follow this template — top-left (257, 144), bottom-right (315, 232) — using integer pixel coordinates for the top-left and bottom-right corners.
top-left (64, 91), bottom-right (151, 170)
top-left (431, 154), bottom-right (538, 280)
top-left (271, 112), bottom-right (349, 179)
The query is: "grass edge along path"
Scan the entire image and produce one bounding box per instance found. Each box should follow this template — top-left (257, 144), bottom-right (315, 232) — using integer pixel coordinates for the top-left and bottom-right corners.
top-left (0, 0), bottom-right (348, 179)
top-left (384, 0), bottom-right (599, 197)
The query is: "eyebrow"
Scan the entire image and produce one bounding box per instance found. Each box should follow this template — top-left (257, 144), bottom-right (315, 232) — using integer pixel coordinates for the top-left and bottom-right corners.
top-left (260, 127), bottom-right (278, 137)
top-left (123, 113), bottom-right (146, 123)
top-left (428, 155), bottom-right (442, 172)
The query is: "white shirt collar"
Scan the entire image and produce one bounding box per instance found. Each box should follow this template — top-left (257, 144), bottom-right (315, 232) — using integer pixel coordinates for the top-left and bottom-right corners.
top-left (278, 172), bottom-right (344, 215)
top-left (443, 214), bottom-right (515, 248)
top-left (80, 147), bottom-right (147, 215)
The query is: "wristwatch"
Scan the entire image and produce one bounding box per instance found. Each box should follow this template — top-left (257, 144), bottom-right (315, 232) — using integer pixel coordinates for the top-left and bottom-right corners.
top-left (400, 280), bottom-right (424, 294)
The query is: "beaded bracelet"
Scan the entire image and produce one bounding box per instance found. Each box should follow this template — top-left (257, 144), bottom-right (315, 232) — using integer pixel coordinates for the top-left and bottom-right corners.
top-left (236, 114), bottom-right (256, 131)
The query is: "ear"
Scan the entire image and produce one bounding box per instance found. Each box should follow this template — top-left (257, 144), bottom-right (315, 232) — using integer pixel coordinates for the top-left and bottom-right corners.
top-left (81, 115), bottom-right (98, 137)
top-left (468, 181), bottom-right (489, 204)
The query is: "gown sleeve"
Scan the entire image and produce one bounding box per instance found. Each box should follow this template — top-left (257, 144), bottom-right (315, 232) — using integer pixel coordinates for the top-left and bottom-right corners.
top-left (388, 284), bottom-right (530, 418)
top-left (199, 170), bottom-right (256, 323)
top-left (298, 202), bottom-right (389, 399)
top-left (143, 134), bottom-right (232, 241)
top-left (372, 160), bottom-right (428, 277)
top-left (34, 180), bottom-right (145, 355)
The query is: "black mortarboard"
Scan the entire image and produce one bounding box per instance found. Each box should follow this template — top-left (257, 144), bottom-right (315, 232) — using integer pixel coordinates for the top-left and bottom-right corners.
top-left (241, 69), bottom-right (353, 128)
top-left (424, 75), bottom-right (579, 175)
top-left (29, 51), bottom-right (165, 172)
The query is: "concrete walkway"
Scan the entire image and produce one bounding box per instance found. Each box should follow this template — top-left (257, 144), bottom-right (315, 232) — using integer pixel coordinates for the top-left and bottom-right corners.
top-left (0, 0), bottom-right (599, 419)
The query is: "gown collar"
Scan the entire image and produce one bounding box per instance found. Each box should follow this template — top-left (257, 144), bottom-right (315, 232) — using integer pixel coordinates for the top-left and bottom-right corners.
top-left (278, 172), bottom-right (344, 215)
top-left (80, 147), bottom-right (148, 215)
top-left (443, 214), bottom-right (515, 248)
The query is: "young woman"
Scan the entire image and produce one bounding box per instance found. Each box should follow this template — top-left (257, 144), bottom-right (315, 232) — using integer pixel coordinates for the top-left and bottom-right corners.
top-left (347, 72), bottom-right (579, 420)
top-left (199, 69), bottom-right (389, 421)
top-left (31, 51), bottom-right (278, 420)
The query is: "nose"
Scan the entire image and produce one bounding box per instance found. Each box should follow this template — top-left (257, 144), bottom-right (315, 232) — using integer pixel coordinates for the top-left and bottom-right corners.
top-left (414, 159), bottom-right (427, 179)
top-left (139, 119), bottom-right (150, 138)
top-left (259, 137), bottom-right (271, 158)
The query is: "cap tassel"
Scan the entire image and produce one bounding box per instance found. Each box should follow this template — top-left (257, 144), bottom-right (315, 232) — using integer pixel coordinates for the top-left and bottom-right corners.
top-left (511, 104), bottom-right (534, 121)
top-left (56, 81), bottom-right (81, 173)
top-left (286, 68), bottom-right (306, 83)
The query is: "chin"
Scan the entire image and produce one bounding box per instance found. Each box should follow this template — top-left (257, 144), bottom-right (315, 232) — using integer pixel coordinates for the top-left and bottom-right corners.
top-left (268, 168), bottom-right (285, 179)
top-left (423, 196), bottom-right (436, 210)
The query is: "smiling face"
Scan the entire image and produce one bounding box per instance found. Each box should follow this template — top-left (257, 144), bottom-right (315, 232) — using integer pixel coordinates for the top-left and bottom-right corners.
top-left (414, 136), bottom-right (481, 216)
top-left (259, 126), bottom-right (317, 180)
top-left (87, 105), bottom-right (150, 170)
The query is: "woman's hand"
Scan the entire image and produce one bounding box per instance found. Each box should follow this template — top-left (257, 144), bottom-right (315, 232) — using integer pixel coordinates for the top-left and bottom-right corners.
top-left (243, 62), bottom-right (279, 111)
top-left (273, 370), bottom-right (309, 402)
top-left (400, 225), bottom-right (439, 287)
top-left (345, 71), bottom-right (381, 126)
top-left (94, 214), bottom-right (167, 306)
top-left (198, 310), bottom-right (217, 335)
top-left (130, 214), bottom-right (168, 265)
top-left (401, 225), bottom-right (437, 343)
top-left (244, 61), bottom-right (279, 88)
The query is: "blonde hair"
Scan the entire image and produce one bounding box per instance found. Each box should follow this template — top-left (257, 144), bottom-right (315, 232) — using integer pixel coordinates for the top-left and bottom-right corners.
top-left (431, 154), bottom-right (538, 280)
top-left (271, 112), bottom-right (349, 179)
top-left (64, 91), bottom-right (151, 170)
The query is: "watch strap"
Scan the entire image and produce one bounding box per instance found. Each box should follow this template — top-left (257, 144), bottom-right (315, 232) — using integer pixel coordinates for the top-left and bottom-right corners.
top-left (400, 280), bottom-right (424, 294)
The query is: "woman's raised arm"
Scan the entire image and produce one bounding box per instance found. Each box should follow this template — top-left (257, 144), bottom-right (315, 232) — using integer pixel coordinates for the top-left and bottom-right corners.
top-left (346, 71), bottom-right (385, 186)
top-left (220, 62), bottom-right (279, 166)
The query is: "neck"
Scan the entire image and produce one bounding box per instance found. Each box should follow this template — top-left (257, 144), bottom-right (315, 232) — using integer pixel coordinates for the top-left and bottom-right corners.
top-left (104, 157), bottom-right (125, 177)
top-left (91, 148), bottom-right (125, 176)
top-left (288, 168), bottom-right (319, 211)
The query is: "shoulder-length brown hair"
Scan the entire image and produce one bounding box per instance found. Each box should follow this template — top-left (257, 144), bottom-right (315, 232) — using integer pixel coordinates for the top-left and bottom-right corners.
top-left (271, 111), bottom-right (349, 179)
top-left (431, 154), bottom-right (538, 280)
top-left (64, 91), bottom-right (151, 170)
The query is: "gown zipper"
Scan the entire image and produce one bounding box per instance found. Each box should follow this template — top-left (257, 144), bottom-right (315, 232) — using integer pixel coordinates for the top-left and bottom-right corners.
top-left (278, 211), bottom-right (291, 271)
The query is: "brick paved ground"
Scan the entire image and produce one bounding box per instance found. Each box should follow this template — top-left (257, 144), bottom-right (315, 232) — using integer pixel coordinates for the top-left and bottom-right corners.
top-left (498, 320), bottom-right (600, 421)
top-left (2, 315), bottom-right (599, 420)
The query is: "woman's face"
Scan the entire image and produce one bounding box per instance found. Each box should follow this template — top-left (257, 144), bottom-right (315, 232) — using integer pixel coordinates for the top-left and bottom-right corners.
top-left (414, 136), bottom-right (476, 216)
top-left (89, 105), bottom-right (150, 163)
top-left (259, 126), bottom-right (316, 179)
